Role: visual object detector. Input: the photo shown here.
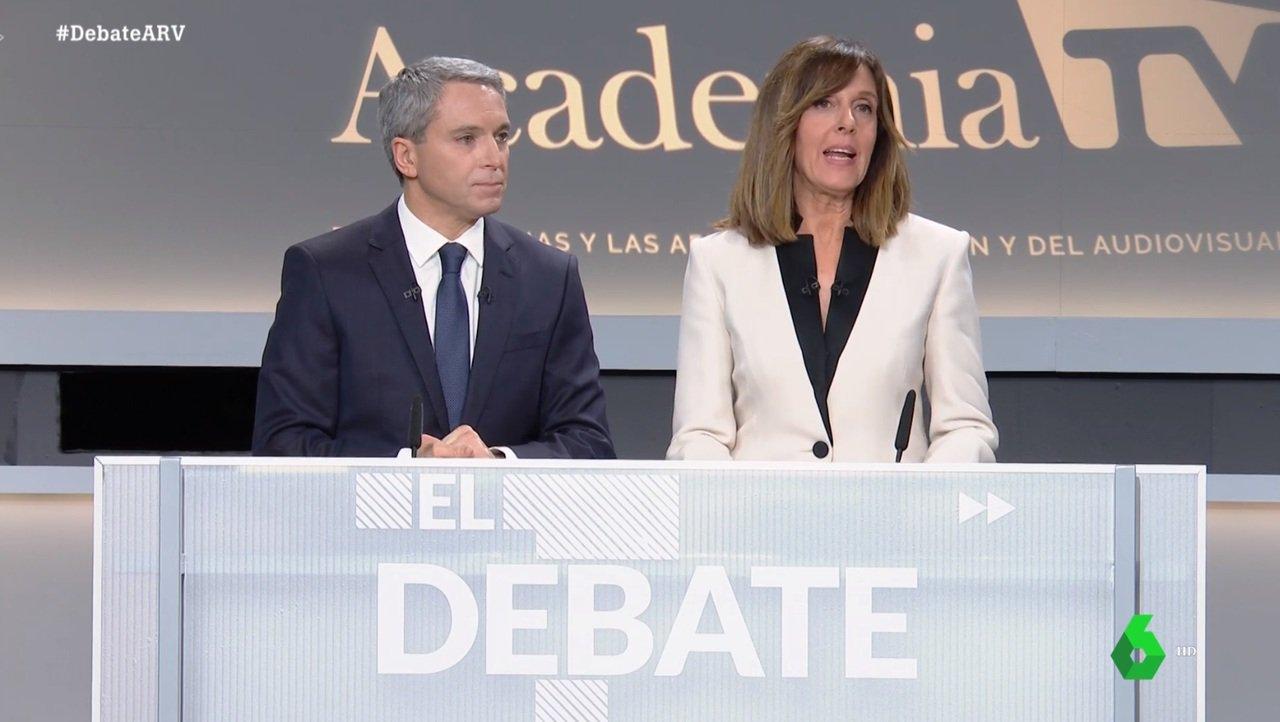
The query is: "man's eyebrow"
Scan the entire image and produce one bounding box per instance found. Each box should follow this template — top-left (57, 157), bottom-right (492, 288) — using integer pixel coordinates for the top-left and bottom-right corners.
top-left (447, 123), bottom-right (512, 134)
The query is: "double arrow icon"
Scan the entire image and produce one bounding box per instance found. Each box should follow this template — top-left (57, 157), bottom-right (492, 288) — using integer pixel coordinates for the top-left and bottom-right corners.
top-left (958, 492), bottom-right (1015, 524)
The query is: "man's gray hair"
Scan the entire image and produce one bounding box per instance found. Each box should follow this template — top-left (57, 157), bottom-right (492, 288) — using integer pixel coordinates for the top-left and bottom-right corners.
top-left (378, 56), bottom-right (506, 182)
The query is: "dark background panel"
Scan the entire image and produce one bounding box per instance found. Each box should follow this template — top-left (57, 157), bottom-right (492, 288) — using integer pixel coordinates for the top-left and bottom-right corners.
top-left (1, 367), bottom-right (1277, 471)
top-left (58, 368), bottom-right (258, 452)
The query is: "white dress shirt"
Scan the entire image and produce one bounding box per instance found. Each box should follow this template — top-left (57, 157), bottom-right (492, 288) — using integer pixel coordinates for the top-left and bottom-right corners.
top-left (398, 195), bottom-right (484, 358)
top-left (395, 196), bottom-right (515, 458)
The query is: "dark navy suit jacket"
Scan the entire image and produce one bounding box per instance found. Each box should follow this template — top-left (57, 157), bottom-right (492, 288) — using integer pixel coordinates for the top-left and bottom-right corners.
top-left (252, 202), bottom-right (615, 459)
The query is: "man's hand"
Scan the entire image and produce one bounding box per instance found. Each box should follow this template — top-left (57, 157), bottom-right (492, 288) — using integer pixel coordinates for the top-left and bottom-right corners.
top-left (417, 425), bottom-right (496, 458)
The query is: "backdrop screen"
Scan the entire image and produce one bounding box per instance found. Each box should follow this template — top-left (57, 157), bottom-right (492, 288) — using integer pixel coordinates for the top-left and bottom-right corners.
top-left (3, 0), bottom-right (1278, 317)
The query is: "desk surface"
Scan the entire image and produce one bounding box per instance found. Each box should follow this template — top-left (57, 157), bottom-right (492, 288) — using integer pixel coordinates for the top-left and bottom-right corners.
top-left (2, 463), bottom-right (1276, 501)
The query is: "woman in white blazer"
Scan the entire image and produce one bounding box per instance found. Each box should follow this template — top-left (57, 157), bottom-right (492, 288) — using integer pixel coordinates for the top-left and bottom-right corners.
top-left (667, 36), bottom-right (997, 463)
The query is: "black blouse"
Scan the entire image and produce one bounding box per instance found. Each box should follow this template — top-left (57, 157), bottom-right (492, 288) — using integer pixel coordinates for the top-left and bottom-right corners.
top-left (775, 226), bottom-right (879, 443)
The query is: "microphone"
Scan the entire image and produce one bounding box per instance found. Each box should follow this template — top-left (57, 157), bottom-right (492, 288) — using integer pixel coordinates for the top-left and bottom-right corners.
top-left (478, 286), bottom-right (494, 304)
top-left (894, 390), bottom-right (917, 463)
top-left (408, 396), bottom-right (423, 458)
top-left (403, 286), bottom-right (422, 302)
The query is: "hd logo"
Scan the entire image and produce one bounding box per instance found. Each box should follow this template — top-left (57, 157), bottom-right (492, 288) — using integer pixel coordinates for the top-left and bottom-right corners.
top-left (1017, 0), bottom-right (1280, 148)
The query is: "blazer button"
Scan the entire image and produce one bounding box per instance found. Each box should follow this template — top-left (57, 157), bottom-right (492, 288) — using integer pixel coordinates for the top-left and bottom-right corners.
top-left (812, 441), bottom-right (829, 459)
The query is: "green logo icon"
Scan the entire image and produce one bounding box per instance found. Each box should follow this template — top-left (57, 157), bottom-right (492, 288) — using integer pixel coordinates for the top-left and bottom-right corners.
top-left (1111, 614), bottom-right (1166, 680)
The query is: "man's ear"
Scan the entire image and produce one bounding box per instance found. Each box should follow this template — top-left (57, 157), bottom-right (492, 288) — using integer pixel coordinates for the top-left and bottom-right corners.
top-left (391, 137), bottom-right (418, 180)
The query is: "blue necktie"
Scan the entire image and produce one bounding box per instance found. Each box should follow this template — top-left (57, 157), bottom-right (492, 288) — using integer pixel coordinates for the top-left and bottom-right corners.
top-left (434, 243), bottom-right (470, 430)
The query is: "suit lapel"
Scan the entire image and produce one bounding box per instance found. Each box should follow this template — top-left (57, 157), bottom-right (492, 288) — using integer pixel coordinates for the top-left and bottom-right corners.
top-left (828, 228), bottom-right (895, 404)
top-left (823, 228), bottom-right (879, 382)
top-left (461, 221), bottom-right (518, 426)
top-left (366, 203), bottom-right (450, 433)
top-left (775, 237), bottom-right (831, 439)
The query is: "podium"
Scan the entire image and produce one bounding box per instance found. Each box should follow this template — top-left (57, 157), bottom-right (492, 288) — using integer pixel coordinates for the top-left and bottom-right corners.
top-left (93, 459), bottom-right (1204, 721)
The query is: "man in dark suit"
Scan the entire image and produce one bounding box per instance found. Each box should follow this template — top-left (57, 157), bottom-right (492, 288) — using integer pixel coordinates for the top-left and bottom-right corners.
top-left (253, 57), bottom-right (614, 459)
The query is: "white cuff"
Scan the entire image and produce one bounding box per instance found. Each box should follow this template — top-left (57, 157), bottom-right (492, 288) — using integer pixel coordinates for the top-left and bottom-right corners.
top-left (396, 447), bottom-right (514, 459)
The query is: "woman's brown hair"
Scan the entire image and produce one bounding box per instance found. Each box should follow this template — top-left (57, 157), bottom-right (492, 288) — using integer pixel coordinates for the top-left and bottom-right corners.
top-left (720, 36), bottom-right (911, 246)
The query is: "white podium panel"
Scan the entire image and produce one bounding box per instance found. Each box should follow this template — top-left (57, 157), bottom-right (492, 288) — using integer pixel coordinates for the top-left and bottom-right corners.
top-left (1136, 466), bottom-right (1207, 722)
top-left (93, 460), bottom-right (160, 722)
top-left (93, 459), bottom-right (1204, 721)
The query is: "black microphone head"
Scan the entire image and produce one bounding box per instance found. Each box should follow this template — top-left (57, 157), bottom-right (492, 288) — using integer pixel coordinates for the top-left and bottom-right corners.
top-left (895, 389), bottom-right (917, 452)
top-left (408, 396), bottom-right (424, 451)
